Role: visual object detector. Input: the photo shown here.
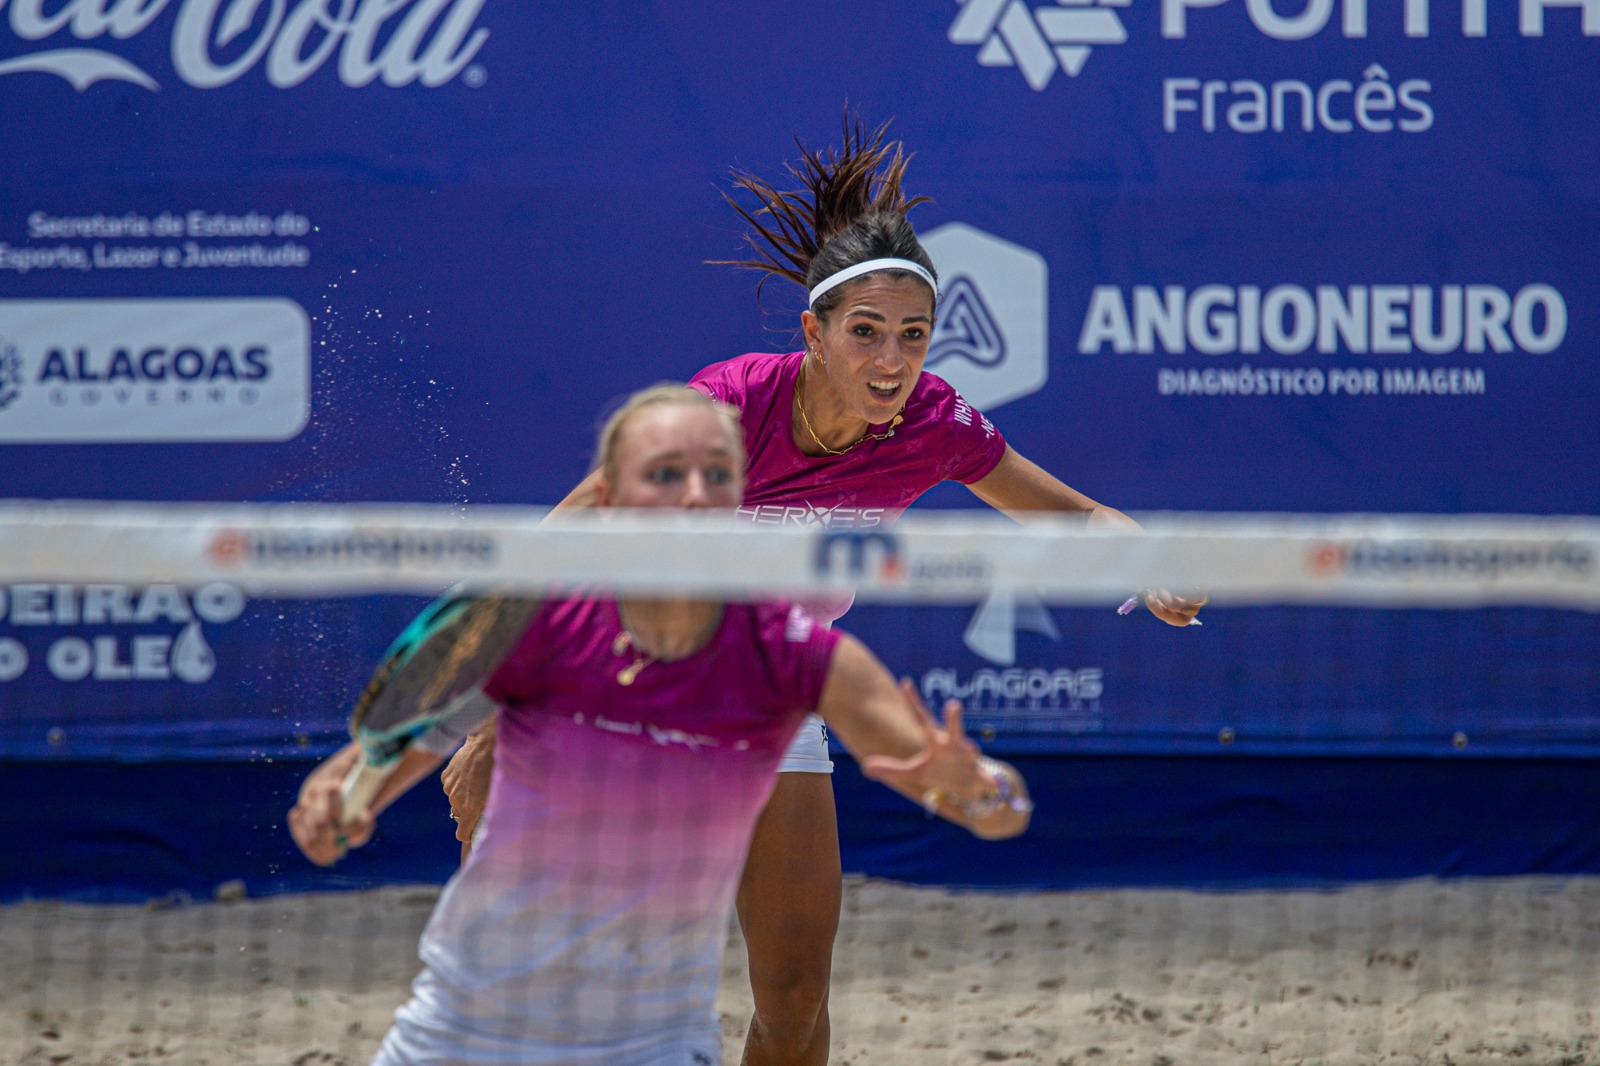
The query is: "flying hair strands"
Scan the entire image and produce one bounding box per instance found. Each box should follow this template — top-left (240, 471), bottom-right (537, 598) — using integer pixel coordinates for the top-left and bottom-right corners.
top-left (714, 114), bottom-right (933, 303)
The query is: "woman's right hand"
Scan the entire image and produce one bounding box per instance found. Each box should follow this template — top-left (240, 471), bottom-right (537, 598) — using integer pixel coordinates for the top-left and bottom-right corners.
top-left (287, 743), bottom-right (375, 866)
top-left (441, 717), bottom-right (497, 844)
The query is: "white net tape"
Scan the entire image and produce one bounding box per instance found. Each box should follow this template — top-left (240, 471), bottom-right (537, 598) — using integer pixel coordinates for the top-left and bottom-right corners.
top-left (2, 499), bottom-right (1597, 608)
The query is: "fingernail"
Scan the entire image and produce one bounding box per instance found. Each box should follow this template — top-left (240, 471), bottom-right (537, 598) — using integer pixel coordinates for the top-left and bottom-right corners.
top-left (1117, 595), bottom-right (1140, 615)
top-left (1187, 619), bottom-right (1204, 627)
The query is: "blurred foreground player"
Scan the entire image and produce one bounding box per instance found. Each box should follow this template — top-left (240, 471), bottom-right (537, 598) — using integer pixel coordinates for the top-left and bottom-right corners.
top-left (289, 386), bottom-right (1030, 1065)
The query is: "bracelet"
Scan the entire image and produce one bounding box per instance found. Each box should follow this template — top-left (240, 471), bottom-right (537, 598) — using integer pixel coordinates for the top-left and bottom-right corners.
top-left (921, 757), bottom-right (1033, 821)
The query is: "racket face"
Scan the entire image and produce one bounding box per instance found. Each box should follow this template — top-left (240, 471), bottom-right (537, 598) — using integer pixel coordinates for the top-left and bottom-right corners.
top-left (349, 595), bottom-right (537, 764)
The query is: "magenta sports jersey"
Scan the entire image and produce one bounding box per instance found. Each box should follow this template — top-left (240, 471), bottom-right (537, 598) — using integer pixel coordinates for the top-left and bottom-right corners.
top-left (377, 597), bottom-right (839, 1065)
top-left (690, 351), bottom-right (1007, 531)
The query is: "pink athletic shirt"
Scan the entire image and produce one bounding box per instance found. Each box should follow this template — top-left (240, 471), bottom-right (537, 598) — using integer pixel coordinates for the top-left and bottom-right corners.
top-left (690, 351), bottom-right (1007, 531)
top-left (377, 597), bottom-right (839, 1066)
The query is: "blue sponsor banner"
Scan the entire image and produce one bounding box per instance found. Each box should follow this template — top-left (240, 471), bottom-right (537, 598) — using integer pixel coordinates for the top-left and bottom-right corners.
top-left (1, 2), bottom-right (1596, 760)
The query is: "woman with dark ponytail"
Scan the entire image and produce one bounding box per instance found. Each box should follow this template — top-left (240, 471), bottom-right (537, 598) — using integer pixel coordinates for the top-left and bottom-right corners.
top-left (442, 117), bottom-right (1204, 1065)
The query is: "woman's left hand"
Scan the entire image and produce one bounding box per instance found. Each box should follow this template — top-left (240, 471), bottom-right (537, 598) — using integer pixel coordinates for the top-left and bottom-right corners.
top-left (861, 681), bottom-right (1030, 838)
top-left (1144, 588), bottom-right (1208, 627)
top-left (860, 680), bottom-right (984, 796)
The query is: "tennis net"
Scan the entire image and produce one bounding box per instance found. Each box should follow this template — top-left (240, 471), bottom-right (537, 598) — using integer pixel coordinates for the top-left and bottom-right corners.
top-left (1, 501), bottom-right (1596, 1065)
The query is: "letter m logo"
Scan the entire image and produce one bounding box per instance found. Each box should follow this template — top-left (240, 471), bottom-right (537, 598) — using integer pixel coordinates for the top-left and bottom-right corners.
top-left (814, 531), bottom-right (905, 582)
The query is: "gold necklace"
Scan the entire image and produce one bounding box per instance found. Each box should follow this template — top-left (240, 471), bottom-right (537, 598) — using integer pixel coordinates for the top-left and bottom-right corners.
top-left (611, 629), bottom-right (657, 686)
top-left (794, 361), bottom-right (904, 457)
top-left (612, 605), bottom-right (723, 686)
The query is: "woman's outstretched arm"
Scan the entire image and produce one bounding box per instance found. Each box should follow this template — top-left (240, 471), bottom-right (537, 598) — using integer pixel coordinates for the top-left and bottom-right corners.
top-left (968, 445), bottom-right (1207, 626)
top-left (816, 634), bottom-right (1030, 841)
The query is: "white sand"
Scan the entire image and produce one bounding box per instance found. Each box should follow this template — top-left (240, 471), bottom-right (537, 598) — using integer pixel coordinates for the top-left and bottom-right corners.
top-left (2, 876), bottom-right (1596, 1065)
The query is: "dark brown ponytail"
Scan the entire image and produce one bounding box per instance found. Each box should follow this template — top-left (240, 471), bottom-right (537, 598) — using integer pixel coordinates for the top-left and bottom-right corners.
top-left (715, 115), bottom-right (937, 317)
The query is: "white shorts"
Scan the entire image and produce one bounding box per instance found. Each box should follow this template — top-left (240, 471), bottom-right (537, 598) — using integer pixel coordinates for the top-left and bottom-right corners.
top-left (777, 714), bottom-right (833, 775)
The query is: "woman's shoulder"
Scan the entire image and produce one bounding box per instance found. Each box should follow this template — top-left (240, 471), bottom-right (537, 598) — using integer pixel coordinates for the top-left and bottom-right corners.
top-left (910, 367), bottom-right (962, 403)
top-left (730, 601), bottom-right (841, 701)
top-left (907, 369), bottom-right (993, 428)
top-left (720, 600), bottom-right (838, 658)
top-left (690, 350), bottom-right (802, 398)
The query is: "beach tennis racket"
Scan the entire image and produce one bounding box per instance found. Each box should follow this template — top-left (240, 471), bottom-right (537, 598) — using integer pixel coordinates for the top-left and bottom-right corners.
top-left (339, 592), bottom-right (539, 824)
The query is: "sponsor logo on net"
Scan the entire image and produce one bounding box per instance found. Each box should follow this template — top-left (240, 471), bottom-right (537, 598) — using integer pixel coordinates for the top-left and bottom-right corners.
top-left (1307, 539), bottom-right (1595, 580)
top-left (947, 0), bottom-right (1594, 132)
top-left (0, 582), bottom-right (244, 684)
top-left (0, 0), bottom-right (489, 92)
top-left (1075, 282), bottom-right (1567, 397)
top-left (812, 530), bottom-right (994, 588)
top-left (207, 528), bottom-right (499, 571)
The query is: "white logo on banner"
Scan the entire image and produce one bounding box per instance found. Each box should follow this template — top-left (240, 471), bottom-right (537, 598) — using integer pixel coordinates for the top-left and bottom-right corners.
top-left (963, 587), bottom-right (1062, 664)
top-left (1077, 283), bottom-right (1568, 356)
top-left (951, 0), bottom-right (1595, 118)
top-left (0, 340), bottom-right (21, 409)
top-left (1160, 0), bottom-right (1600, 39)
top-left (0, 582), bottom-right (245, 684)
top-left (921, 660), bottom-right (1105, 733)
top-left (1075, 282), bottom-right (1568, 398)
top-left (0, 298), bottom-right (311, 443)
top-left (949, 0), bottom-right (1130, 90)
top-left (922, 222), bottom-right (1050, 411)
top-left (0, 0), bottom-right (490, 91)
top-left (1164, 62), bottom-right (1436, 133)
top-left (919, 225), bottom-right (1058, 665)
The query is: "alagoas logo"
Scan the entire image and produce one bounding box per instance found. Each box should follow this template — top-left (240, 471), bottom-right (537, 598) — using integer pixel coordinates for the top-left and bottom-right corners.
top-left (935, 589), bottom-right (1106, 730)
top-left (0, 0), bottom-right (490, 91)
top-left (923, 222), bottom-right (1050, 411)
top-left (0, 298), bottom-right (310, 443)
top-left (922, 665), bottom-right (1105, 719)
top-left (0, 340), bottom-right (21, 410)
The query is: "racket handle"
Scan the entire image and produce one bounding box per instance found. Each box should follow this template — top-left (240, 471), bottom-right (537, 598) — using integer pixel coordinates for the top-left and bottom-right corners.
top-left (339, 758), bottom-right (396, 826)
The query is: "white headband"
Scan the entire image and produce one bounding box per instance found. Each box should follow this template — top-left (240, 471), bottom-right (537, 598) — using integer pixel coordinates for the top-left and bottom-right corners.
top-left (807, 258), bottom-right (938, 308)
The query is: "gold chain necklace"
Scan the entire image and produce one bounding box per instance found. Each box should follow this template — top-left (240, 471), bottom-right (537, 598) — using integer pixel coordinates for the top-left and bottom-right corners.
top-left (611, 628), bottom-right (657, 686)
top-left (794, 360), bottom-right (904, 457)
top-left (612, 605), bottom-right (722, 686)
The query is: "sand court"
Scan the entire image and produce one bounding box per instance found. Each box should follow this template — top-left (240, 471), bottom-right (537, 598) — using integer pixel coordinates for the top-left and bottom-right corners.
top-left (3, 875), bottom-right (1595, 1065)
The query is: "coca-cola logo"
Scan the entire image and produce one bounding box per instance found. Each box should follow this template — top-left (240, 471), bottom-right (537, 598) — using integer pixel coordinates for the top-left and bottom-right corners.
top-left (0, 0), bottom-right (490, 91)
